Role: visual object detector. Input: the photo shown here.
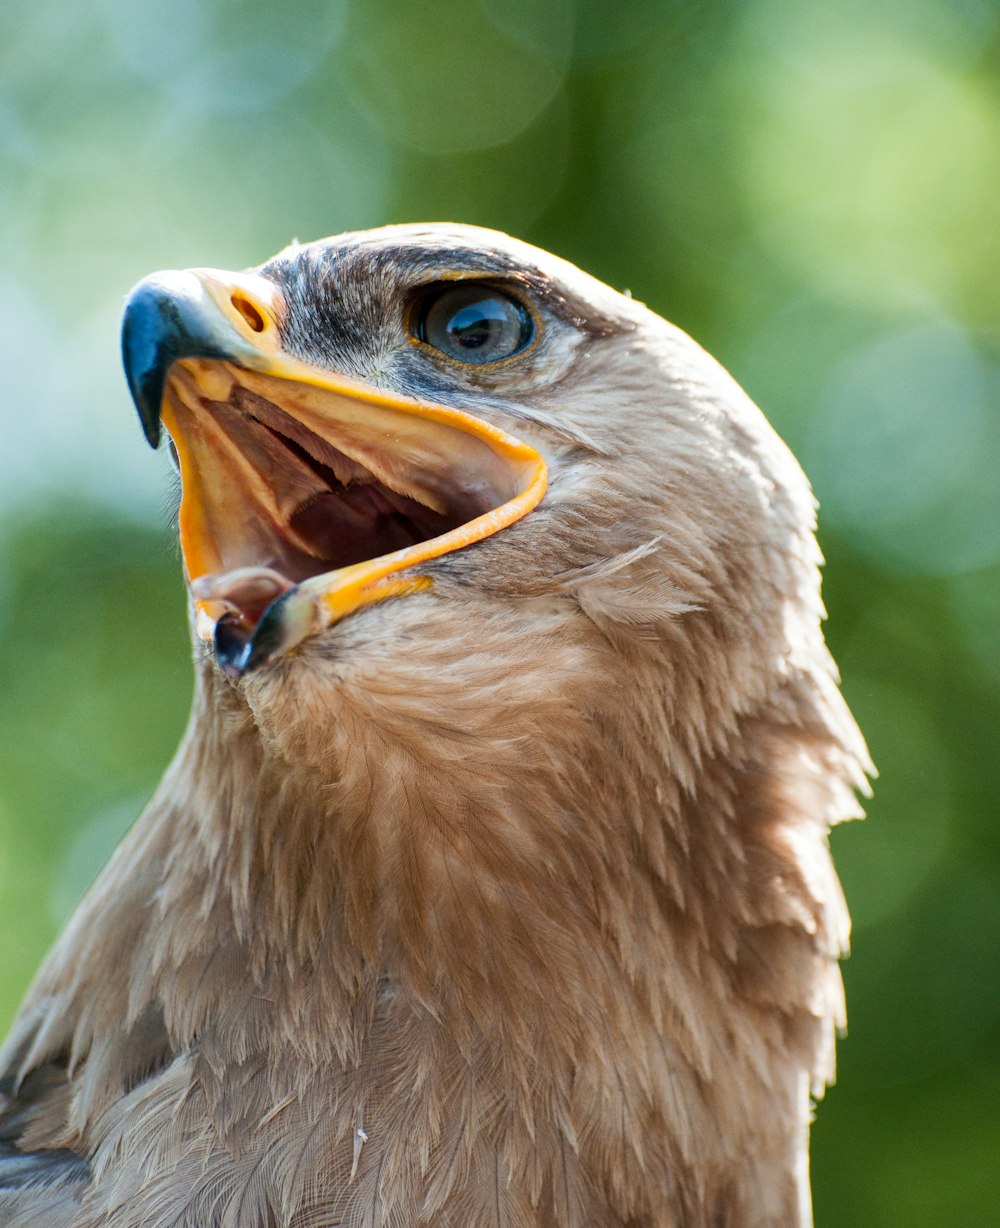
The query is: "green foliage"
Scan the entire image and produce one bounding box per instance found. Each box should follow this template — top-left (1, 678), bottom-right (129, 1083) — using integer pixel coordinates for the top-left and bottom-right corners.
top-left (0, 509), bottom-right (190, 994)
top-left (1, 2), bottom-right (997, 1223)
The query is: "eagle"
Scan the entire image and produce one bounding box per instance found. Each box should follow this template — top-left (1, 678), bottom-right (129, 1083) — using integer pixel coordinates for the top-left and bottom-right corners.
top-left (0, 224), bottom-right (870, 1227)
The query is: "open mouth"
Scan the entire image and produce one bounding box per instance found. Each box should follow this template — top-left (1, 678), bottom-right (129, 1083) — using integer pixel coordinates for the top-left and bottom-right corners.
top-left (161, 358), bottom-right (546, 675)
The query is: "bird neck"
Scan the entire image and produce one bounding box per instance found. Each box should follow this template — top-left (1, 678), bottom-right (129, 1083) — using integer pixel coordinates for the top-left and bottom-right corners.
top-left (155, 661), bottom-right (653, 1057)
top-left (143, 651), bottom-right (780, 1073)
top-left (116, 655), bottom-right (830, 1224)
top-left (11, 645), bottom-right (848, 1226)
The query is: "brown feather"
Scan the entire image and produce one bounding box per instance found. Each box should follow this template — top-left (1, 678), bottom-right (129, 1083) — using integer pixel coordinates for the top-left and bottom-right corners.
top-left (0, 224), bottom-right (870, 1226)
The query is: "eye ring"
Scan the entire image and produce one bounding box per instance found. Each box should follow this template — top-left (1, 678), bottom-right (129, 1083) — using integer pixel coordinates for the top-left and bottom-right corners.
top-left (410, 282), bottom-right (536, 366)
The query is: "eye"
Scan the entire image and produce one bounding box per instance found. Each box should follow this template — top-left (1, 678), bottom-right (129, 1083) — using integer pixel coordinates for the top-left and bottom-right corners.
top-left (414, 283), bottom-right (534, 365)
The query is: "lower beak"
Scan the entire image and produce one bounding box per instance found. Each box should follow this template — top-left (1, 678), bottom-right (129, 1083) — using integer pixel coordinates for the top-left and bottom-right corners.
top-left (121, 268), bottom-right (547, 676)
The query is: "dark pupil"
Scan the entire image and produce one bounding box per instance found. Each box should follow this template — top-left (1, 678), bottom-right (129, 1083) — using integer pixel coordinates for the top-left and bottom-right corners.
top-left (447, 301), bottom-right (506, 349)
top-left (418, 284), bottom-right (531, 364)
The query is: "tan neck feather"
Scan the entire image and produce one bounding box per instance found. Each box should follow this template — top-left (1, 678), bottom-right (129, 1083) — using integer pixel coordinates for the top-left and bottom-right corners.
top-left (9, 598), bottom-right (865, 1226)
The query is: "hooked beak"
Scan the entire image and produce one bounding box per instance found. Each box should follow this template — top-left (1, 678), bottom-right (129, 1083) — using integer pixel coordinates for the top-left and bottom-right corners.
top-left (121, 268), bottom-right (547, 677)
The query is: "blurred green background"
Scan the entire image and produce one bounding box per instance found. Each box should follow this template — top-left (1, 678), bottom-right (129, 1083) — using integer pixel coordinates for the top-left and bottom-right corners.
top-left (1, 1), bottom-right (997, 1223)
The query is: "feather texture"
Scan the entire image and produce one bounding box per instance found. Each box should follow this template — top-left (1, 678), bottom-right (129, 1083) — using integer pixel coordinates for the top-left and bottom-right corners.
top-left (0, 224), bottom-right (870, 1226)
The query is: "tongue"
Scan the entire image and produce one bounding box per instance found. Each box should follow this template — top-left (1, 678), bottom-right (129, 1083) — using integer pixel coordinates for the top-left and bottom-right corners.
top-left (191, 566), bottom-right (294, 617)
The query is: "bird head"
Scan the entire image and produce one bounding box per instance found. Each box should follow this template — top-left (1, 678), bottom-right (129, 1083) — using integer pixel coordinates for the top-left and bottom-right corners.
top-left (121, 223), bottom-right (826, 775)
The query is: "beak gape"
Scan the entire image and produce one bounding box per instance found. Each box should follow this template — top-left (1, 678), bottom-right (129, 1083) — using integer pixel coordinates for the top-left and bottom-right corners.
top-left (121, 269), bottom-right (548, 675)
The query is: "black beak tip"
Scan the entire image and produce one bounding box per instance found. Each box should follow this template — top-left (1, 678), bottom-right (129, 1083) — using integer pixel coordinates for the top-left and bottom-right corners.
top-left (122, 279), bottom-right (182, 450)
top-left (121, 272), bottom-right (233, 452)
top-left (244, 589), bottom-right (297, 674)
top-left (213, 614), bottom-right (255, 679)
top-left (211, 589), bottom-right (297, 679)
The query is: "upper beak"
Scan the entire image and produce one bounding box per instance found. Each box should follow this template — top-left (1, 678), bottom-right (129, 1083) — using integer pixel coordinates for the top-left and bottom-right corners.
top-left (122, 268), bottom-right (284, 449)
top-left (120, 267), bottom-right (547, 675)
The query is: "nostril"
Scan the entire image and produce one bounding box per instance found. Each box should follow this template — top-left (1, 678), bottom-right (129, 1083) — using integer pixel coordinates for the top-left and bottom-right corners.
top-left (231, 293), bottom-right (265, 333)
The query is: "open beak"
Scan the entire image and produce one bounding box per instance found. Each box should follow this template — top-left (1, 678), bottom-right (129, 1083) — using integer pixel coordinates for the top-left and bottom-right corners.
top-left (121, 268), bottom-right (547, 677)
